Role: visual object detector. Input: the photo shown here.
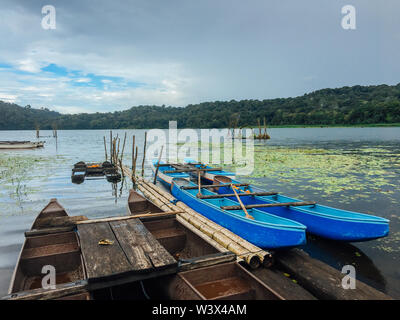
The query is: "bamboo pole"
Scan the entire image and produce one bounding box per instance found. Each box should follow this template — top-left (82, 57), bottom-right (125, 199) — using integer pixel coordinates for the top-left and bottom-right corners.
top-left (141, 131), bottom-right (147, 177)
top-left (110, 131), bottom-right (113, 165)
top-left (131, 135), bottom-right (136, 183)
top-left (153, 145), bottom-right (164, 184)
top-left (134, 146), bottom-right (138, 181)
top-left (120, 132), bottom-right (127, 162)
top-left (103, 136), bottom-right (108, 161)
top-left (116, 137), bottom-right (120, 161)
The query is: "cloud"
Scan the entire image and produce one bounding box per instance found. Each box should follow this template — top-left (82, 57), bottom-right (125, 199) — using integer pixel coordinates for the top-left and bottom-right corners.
top-left (0, 0), bottom-right (399, 113)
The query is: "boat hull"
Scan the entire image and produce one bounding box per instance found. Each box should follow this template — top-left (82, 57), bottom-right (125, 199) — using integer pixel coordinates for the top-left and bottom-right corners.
top-left (216, 184), bottom-right (389, 241)
top-left (171, 181), bottom-right (306, 249)
top-left (0, 141), bottom-right (44, 149)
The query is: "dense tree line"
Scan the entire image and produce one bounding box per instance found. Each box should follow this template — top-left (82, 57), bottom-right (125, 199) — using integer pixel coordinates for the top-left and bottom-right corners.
top-left (1, 83), bottom-right (400, 130)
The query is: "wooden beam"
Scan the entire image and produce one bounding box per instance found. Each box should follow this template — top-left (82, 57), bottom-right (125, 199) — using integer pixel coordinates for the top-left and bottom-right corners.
top-left (198, 191), bottom-right (278, 199)
top-left (76, 211), bottom-right (184, 225)
top-left (181, 183), bottom-right (249, 190)
top-left (3, 280), bottom-right (88, 300)
top-left (33, 216), bottom-right (88, 229)
top-left (164, 167), bottom-right (222, 174)
top-left (25, 226), bottom-right (75, 237)
top-left (221, 201), bottom-right (316, 210)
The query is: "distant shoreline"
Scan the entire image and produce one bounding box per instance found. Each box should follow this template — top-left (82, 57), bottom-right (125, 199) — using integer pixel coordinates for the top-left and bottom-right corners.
top-left (1, 123), bottom-right (400, 131)
top-left (262, 123), bottom-right (400, 128)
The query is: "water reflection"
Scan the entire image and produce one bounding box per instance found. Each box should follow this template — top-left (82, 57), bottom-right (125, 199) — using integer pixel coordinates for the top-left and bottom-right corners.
top-left (303, 235), bottom-right (387, 293)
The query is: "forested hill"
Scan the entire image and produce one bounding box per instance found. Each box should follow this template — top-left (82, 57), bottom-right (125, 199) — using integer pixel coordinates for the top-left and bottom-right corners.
top-left (1, 83), bottom-right (400, 130)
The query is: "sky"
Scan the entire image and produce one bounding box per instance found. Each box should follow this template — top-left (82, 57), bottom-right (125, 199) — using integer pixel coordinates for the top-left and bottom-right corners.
top-left (0, 0), bottom-right (399, 114)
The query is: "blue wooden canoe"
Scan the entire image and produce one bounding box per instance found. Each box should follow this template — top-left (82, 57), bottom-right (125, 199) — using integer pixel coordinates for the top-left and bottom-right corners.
top-left (171, 178), bottom-right (307, 249)
top-left (212, 176), bottom-right (390, 242)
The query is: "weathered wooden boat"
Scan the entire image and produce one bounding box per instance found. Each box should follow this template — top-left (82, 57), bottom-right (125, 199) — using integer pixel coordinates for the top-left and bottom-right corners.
top-left (7, 199), bottom-right (90, 300)
top-left (171, 178), bottom-right (307, 249)
top-left (128, 190), bottom-right (237, 270)
top-left (128, 190), bottom-right (284, 300)
top-left (211, 175), bottom-right (390, 241)
top-left (148, 261), bottom-right (284, 300)
top-left (0, 141), bottom-right (44, 149)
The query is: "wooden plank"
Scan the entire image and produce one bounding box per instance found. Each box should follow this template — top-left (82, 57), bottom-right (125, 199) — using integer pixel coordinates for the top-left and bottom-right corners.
top-left (198, 191), bottom-right (278, 199)
top-left (181, 183), bottom-right (249, 190)
top-left (109, 220), bottom-right (153, 271)
top-left (123, 219), bottom-right (177, 269)
top-left (221, 201), bottom-right (316, 210)
top-left (25, 226), bottom-right (74, 237)
top-left (77, 222), bottom-right (132, 280)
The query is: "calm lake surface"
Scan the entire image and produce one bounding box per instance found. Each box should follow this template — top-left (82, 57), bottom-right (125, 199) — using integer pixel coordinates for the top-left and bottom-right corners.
top-left (0, 128), bottom-right (399, 298)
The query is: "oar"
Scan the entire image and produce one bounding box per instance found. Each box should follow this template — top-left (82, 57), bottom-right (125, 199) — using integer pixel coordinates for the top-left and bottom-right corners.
top-left (231, 184), bottom-right (254, 220)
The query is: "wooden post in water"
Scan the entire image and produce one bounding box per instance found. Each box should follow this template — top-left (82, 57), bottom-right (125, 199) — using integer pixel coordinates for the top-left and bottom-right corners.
top-left (141, 131), bottom-right (147, 177)
top-left (120, 132), bottom-right (127, 163)
top-left (132, 135), bottom-right (136, 183)
top-left (35, 124), bottom-right (40, 139)
top-left (153, 146), bottom-right (164, 184)
top-left (134, 146), bottom-right (138, 181)
top-left (110, 131), bottom-right (113, 164)
top-left (103, 136), bottom-right (108, 161)
top-left (116, 137), bottom-right (120, 162)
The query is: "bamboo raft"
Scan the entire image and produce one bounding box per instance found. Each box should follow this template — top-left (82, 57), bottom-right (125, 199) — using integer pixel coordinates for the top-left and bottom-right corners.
top-left (71, 161), bottom-right (121, 184)
top-left (121, 165), bottom-right (274, 269)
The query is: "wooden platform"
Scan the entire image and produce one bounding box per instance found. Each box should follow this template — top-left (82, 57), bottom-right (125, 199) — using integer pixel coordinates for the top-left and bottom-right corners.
top-left (77, 218), bottom-right (178, 290)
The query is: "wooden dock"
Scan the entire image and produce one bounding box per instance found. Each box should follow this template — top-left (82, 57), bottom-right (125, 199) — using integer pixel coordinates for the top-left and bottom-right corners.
top-left (77, 218), bottom-right (178, 290)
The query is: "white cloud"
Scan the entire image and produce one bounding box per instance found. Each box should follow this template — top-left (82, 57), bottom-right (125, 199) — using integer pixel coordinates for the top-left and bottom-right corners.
top-left (0, 93), bottom-right (17, 102)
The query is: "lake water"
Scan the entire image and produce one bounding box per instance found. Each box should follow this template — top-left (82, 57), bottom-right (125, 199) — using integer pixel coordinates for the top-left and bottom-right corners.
top-left (0, 128), bottom-right (399, 298)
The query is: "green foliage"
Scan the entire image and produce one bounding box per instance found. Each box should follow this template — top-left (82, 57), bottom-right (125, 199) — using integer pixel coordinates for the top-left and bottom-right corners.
top-left (2, 83), bottom-right (400, 129)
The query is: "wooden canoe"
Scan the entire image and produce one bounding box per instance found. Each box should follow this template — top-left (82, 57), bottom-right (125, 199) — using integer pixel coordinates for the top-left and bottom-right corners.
top-left (7, 199), bottom-right (89, 300)
top-left (146, 262), bottom-right (284, 300)
top-left (128, 191), bottom-right (284, 300)
top-left (171, 178), bottom-right (307, 249)
top-left (0, 141), bottom-right (44, 149)
top-left (213, 176), bottom-right (390, 241)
